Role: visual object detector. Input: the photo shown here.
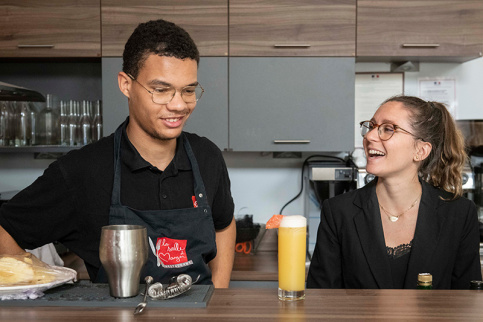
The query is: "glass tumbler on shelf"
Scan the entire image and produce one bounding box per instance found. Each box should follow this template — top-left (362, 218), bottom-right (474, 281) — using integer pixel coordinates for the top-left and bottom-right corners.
top-left (79, 100), bottom-right (92, 146)
top-left (7, 102), bottom-right (16, 146)
top-left (68, 100), bottom-right (77, 146)
top-left (278, 215), bottom-right (307, 301)
top-left (59, 101), bottom-right (69, 146)
top-left (14, 101), bottom-right (32, 146)
top-left (92, 100), bottom-right (103, 142)
top-left (29, 102), bottom-right (37, 146)
top-left (38, 94), bottom-right (58, 145)
top-left (0, 101), bottom-right (11, 146)
top-left (74, 100), bottom-right (81, 145)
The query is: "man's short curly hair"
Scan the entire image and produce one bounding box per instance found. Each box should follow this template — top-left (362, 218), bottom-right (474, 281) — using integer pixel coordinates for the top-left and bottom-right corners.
top-left (122, 19), bottom-right (199, 78)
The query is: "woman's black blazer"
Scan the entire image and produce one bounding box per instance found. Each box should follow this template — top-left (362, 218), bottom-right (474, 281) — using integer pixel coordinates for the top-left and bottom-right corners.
top-left (307, 178), bottom-right (482, 289)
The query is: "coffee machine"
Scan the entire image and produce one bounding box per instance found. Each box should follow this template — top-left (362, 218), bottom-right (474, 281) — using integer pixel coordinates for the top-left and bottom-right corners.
top-left (475, 165), bottom-right (483, 211)
top-left (304, 159), bottom-right (357, 256)
top-left (457, 120), bottom-right (483, 244)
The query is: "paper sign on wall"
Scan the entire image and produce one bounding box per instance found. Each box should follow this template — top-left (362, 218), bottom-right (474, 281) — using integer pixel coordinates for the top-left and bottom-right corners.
top-left (418, 78), bottom-right (456, 117)
top-left (355, 73), bottom-right (404, 148)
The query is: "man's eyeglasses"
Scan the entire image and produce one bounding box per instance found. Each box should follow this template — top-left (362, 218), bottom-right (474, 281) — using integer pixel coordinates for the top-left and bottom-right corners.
top-left (359, 120), bottom-right (420, 141)
top-left (127, 74), bottom-right (204, 105)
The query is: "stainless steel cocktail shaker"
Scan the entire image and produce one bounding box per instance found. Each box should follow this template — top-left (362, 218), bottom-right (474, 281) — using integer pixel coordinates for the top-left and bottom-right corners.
top-left (99, 225), bottom-right (148, 298)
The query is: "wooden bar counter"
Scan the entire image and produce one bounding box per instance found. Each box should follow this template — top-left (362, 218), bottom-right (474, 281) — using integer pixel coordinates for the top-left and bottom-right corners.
top-left (1, 288), bottom-right (483, 321)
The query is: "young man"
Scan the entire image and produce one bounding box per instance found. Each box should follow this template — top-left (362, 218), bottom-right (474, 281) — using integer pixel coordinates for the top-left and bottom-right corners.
top-left (0, 19), bottom-right (236, 288)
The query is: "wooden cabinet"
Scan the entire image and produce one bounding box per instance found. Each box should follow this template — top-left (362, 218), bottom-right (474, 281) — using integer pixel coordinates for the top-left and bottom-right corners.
top-left (357, 0), bottom-right (483, 62)
top-left (101, 0), bottom-right (228, 57)
top-left (229, 0), bottom-right (356, 56)
top-left (229, 58), bottom-right (355, 152)
top-left (0, 0), bottom-right (100, 58)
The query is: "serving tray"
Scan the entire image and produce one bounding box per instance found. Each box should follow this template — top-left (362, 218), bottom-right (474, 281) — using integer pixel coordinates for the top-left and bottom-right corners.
top-left (0, 280), bottom-right (214, 308)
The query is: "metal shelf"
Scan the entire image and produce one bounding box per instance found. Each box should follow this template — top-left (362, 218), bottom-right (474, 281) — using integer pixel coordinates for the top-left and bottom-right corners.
top-left (0, 145), bottom-right (80, 153)
top-left (0, 145), bottom-right (82, 158)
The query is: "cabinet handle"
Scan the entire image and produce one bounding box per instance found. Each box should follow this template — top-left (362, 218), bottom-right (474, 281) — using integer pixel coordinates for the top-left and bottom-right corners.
top-left (402, 44), bottom-right (440, 48)
top-left (18, 45), bottom-right (55, 48)
top-left (273, 140), bottom-right (311, 144)
top-left (273, 44), bottom-right (311, 48)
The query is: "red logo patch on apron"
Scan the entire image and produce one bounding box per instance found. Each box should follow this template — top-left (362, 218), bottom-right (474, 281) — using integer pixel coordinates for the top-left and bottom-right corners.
top-left (155, 237), bottom-right (193, 268)
top-left (192, 196), bottom-right (198, 208)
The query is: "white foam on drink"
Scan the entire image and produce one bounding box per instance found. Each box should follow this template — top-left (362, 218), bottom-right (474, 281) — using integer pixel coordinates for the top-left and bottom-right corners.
top-left (279, 215), bottom-right (306, 228)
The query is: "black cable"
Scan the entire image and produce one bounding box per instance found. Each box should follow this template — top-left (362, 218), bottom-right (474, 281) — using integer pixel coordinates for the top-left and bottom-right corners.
top-left (278, 154), bottom-right (349, 263)
top-left (278, 154), bottom-right (347, 215)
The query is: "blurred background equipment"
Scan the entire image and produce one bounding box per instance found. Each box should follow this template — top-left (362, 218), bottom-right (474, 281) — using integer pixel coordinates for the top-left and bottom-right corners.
top-left (235, 214), bottom-right (261, 255)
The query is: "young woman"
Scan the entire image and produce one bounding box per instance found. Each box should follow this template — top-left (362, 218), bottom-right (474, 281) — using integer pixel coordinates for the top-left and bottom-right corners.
top-left (307, 95), bottom-right (481, 289)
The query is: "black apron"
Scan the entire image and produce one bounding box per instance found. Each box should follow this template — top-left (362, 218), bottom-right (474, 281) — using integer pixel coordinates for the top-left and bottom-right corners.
top-left (96, 124), bottom-right (217, 285)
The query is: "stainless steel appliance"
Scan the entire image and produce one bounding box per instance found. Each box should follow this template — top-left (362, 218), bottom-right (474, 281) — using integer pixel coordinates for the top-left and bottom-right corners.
top-left (475, 166), bottom-right (483, 259)
top-left (356, 168), bottom-right (375, 189)
top-left (357, 167), bottom-right (475, 191)
top-left (305, 161), bottom-right (357, 255)
top-left (457, 120), bottom-right (483, 248)
top-left (475, 165), bottom-right (483, 209)
top-left (462, 164), bottom-right (476, 202)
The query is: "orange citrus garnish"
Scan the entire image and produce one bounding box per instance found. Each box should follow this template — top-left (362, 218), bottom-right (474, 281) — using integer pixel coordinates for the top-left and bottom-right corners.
top-left (266, 214), bottom-right (284, 229)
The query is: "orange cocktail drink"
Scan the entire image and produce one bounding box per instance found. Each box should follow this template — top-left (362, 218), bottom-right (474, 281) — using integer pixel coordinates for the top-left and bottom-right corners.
top-left (278, 215), bottom-right (306, 301)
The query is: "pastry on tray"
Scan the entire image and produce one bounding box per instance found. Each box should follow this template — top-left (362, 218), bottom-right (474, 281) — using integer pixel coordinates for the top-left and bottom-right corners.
top-left (0, 253), bottom-right (56, 286)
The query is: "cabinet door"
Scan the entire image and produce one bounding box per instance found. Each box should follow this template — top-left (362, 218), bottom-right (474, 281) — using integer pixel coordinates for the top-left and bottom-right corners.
top-left (101, 58), bottom-right (129, 136)
top-left (183, 58), bottom-right (228, 150)
top-left (102, 57), bottom-right (228, 149)
top-left (229, 0), bottom-right (356, 56)
top-left (102, 0), bottom-right (228, 57)
top-left (357, 0), bottom-right (483, 61)
top-left (229, 58), bottom-right (355, 152)
top-left (0, 0), bottom-right (100, 58)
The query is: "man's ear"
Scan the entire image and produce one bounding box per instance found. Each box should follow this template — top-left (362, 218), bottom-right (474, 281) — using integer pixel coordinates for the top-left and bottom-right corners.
top-left (416, 141), bottom-right (432, 161)
top-left (118, 72), bottom-right (132, 98)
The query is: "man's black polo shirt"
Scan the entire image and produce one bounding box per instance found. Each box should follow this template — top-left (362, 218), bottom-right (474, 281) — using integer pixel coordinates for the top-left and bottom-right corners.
top-left (0, 121), bottom-right (234, 280)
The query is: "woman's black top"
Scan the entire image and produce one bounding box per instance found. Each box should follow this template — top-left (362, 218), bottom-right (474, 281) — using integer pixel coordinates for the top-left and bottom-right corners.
top-left (387, 240), bottom-right (413, 289)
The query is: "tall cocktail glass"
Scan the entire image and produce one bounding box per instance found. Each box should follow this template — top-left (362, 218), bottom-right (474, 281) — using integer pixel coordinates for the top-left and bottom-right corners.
top-left (278, 215), bottom-right (306, 301)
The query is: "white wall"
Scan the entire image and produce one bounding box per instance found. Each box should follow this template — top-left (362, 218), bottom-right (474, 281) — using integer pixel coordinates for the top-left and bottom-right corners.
top-left (223, 152), bottom-right (309, 224)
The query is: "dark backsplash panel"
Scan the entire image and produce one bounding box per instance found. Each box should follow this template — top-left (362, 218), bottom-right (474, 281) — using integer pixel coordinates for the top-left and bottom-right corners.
top-left (0, 60), bottom-right (101, 102)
